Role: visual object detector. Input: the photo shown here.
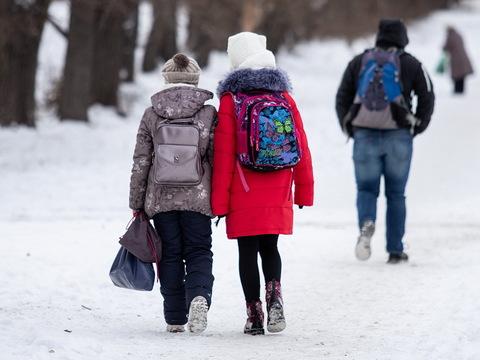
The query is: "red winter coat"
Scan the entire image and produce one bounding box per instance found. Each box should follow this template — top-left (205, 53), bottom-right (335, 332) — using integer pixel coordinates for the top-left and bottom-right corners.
top-left (211, 92), bottom-right (314, 239)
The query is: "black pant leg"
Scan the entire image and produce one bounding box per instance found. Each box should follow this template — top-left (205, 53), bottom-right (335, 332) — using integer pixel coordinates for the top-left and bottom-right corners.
top-left (454, 78), bottom-right (465, 93)
top-left (180, 211), bottom-right (214, 308)
top-left (152, 211), bottom-right (187, 325)
top-left (258, 234), bottom-right (282, 283)
top-left (237, 236), bottom-right (261, 302)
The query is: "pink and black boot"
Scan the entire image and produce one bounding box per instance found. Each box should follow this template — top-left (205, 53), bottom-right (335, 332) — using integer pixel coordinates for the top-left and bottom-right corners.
top-left (244, 300), bottom-right (265, 335)
top-left (266, 279), bottom-right (286, 333)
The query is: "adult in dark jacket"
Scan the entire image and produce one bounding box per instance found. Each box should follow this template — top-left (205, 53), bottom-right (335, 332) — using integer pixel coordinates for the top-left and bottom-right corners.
top-left (443, 26), bottom-right (474, 94)
top-left (335, 19), bottom-right (435, 264)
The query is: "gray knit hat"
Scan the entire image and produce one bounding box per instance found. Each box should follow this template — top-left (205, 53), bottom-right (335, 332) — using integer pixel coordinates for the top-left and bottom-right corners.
top-left (161, 53), bottom-right (201, 86)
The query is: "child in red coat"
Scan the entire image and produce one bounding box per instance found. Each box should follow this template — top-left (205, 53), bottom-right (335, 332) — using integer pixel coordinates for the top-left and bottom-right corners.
top-left (212, 32), bottom-right (314, 335)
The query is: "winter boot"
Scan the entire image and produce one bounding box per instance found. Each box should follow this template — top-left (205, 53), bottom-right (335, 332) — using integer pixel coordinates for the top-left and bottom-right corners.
top-left (265, 279), bottom-right (286, 333)
top-left (387, 252), bottom-right (409, 264)
top-left (166, 324), bottom-right (185, 333)
top-left (244, 300), bottom-right (265, 335)
top-left (355, 220), bottom-right (375, 260)
top-left (187, 296), bottom-right (208, 333)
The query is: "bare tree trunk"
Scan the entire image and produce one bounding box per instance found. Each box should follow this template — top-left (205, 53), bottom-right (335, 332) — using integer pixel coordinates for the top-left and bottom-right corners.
top-left (257, 0), bottom-right (295, 53)
top-left (186, 0), bottom-right (242, 67)
top-left (186, 0), bottom-right (211, 68)
top-left (121, 0), bottom-right (139, 82)
top-left (310, 0), bottom-right (457, 41)
top-left (59, 0), bottom-right (96, 121)
top-left (142, 0), bottom-right (177, 72)
top-left (241, 0), bottom-right (262, 32)
top-left (91, 0), bottom-right (130, 107)
top-left (0, 0), bottom-right (50, 127)
top-left (157, 0), bottom-right (177, 60)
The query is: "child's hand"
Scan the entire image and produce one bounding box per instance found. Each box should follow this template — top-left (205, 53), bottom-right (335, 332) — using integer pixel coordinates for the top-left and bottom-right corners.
top-left (132, 210), bottom-right (143, 217)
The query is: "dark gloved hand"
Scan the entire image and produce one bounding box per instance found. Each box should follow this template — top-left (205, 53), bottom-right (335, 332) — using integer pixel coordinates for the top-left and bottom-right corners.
top-left (413, 126), bottom-right (422, 137)
top-left (215, 215), bottom-right (226, 227)
top-left (343, 104), bottom-right (360, 137)
top-left (298, 206), bottom-right (304, 209)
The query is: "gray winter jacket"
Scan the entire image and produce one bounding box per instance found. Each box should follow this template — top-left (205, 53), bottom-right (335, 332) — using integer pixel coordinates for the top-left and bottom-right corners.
top-left (129, 86), bottom-right (216, 218)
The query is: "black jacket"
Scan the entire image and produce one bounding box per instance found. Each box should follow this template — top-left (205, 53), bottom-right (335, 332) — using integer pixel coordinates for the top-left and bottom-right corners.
top-left (335, 50), bottom-right (435, 136)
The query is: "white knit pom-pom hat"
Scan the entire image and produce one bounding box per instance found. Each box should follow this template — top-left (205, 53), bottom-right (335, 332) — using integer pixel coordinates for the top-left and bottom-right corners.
top-left (162, 53), bottom-right (201, 86)
top-left (227, 32), bottom-right (276, 70)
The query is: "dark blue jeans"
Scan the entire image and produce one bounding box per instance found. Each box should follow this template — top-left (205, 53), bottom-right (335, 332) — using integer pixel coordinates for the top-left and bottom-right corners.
top-left (152, 211), bottom-right (214, 325)
top-left (353, 128), bottom-right (413, 254)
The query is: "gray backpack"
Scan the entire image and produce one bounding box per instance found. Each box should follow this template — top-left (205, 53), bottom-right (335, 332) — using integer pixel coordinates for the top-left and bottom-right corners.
top-left (152, 119), bottom-right (203, 186)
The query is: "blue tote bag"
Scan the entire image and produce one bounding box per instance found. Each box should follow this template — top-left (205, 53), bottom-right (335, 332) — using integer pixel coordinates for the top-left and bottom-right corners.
top-left (109, 246), bottom-right (155, 291)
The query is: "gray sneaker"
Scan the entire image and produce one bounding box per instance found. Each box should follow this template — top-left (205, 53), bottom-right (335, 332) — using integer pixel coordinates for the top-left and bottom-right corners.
top-left (166, 324), bottom-right (185, 333)
top-left (187, 296), bottom-right (208, 333)
top-left (355, 220), bottom-right (375, 260)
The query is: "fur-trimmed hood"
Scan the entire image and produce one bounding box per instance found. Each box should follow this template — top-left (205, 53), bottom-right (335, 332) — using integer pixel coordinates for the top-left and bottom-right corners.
top-left (217, 68), bottom-right (292, 96)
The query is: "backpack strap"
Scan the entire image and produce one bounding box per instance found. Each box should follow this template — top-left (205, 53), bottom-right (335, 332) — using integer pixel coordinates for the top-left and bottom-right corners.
top-left (236, 161), bottom-right (250, 192)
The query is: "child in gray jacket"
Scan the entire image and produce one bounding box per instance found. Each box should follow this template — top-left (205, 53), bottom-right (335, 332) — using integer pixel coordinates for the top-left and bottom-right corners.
top-left (129, 53), bottom-right (216, 333)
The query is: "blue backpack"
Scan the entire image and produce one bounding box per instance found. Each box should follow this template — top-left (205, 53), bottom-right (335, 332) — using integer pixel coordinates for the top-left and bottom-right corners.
top-left (357, 48), bottom-right (403, 110)
top-left (351, 48), bottom-right (406, 130)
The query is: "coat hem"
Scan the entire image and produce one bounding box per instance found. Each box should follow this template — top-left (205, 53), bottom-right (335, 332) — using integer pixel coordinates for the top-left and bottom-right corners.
top-left (226, 229), bottom-right (293, 239)
top-left (147, 207), bottom-right (214, 219)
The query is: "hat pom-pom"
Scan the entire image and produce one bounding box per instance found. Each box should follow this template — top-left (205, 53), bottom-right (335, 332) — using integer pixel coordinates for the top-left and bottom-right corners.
top-left (173, 53), bottom-right (190, 69)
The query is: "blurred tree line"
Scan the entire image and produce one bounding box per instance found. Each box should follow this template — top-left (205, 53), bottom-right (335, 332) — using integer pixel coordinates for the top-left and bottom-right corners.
top-left (0, 0), bottom-right (459, 127)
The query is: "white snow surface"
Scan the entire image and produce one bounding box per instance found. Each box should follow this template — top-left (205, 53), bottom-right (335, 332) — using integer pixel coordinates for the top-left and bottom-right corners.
top-left (1, 1), bottom-right (480, 359)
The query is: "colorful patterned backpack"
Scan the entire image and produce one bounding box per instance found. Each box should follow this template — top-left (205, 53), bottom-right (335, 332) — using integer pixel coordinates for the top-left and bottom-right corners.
top-left (232, 91), bottom-right (301, 172)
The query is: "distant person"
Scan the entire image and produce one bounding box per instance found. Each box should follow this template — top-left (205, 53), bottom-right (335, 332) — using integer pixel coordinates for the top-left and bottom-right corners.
top-left (129, 53), bottom-right (216, 333)
top-left (335, 19), bottom-right (435, 264)
top-left (212, 32), bottom-right (314, 335)
top-left (443, 26), bottom-right (474, 94)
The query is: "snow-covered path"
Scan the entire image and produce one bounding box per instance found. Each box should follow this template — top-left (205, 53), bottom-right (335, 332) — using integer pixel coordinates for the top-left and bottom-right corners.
top-left (2, 221), bottom-right (479, 360)
top-left (1, 2), bottom-right (480, 359)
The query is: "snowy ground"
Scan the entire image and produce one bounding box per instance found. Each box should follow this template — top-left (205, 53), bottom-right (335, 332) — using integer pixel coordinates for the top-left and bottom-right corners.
top-left (1, 1), bottom-right (480, 359)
